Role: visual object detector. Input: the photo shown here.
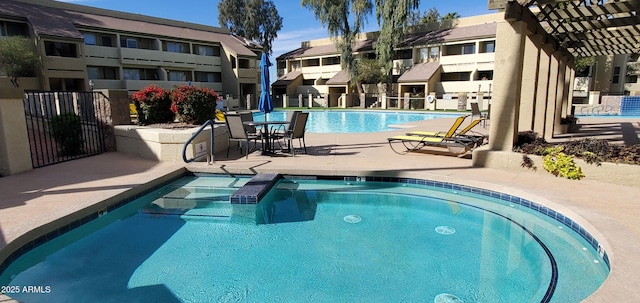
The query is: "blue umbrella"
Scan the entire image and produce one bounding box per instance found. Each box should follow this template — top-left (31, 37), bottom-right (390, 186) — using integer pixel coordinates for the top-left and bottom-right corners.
top-left (258, 53), bottom-right (274, 121)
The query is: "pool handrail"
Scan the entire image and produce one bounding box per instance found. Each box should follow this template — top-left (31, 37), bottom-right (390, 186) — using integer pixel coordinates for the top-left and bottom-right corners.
top-left (181, 119), bottom-right (216, 164)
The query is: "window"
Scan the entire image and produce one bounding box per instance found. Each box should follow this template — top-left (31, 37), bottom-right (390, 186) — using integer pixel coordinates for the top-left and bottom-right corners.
top-left (302, 58), bottom-right (320, 67)
top-left (394, 49), bottom-right (412, 60)
top-left (44, 41), bottom-right (78, 57)
top-left (196, 45), bottom-right (220, 56)
top-left (123, 68), bottom-right (141, 80)
top-left (195, 72), bottom-right (221, 82)
top-left (169, 71), bottom-right (190, 81)
top-left (0, 21), bottom-right (29, 37)
top-left (303, 79), bottom-right (315, 85)
top-left (481, 41), bottom-right (495, 53)
top-left (445, 43), bottom-right (475, 56)
top-left (166, 42), bottom-right (187, 53)
top-left (626, 75), bottom-right (639, 83)
top-left (87, 66), bottom-right (118, 80)
top-left (612, 66), bottom-right (621, 84)
top-left (419, 48), bottom-right (429, 62)
top-left (121, 38), bottom-right (138, 49)
top-left (231, 55), bottom-right (237, 69)
top-left (83, 33), bottom-right (96, 45)
top-left (430, 47), bottom-right (439, 59)
top-left (322, 56), bottom-right (340, 65)
top-left (462, 44), bottom-right (475, 55)
top-left (101, 36), bottom-right (113, 47)
top-left (238, 58), bottom-right (251, 69)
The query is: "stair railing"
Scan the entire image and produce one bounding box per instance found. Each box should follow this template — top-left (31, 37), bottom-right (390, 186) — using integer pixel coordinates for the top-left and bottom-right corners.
top-left (182, 119), bottom-right (216, 164)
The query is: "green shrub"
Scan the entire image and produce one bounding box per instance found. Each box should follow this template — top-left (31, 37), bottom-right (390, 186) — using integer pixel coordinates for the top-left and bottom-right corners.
top-left (131, 85), bottom-right (174, 125)
top-left (542, 147), bottom-right (585, 180)
top-left (48, 113), bottom-right (83, 156)
top-left (170, 85), bottom-right (218, 125)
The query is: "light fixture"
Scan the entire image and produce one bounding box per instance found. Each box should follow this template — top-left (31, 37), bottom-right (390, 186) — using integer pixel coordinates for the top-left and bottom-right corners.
top-left (89, 80), bottom-right (94, 91)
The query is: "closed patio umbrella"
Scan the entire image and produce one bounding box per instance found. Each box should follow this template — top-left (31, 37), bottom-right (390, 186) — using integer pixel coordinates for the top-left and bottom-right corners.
top-left (258, 53), bottom-right (274, 121)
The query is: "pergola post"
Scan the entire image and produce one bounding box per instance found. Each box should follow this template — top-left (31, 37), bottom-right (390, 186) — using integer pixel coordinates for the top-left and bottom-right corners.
top-left (518, 35), bottom-right (540, 132)
top-left (487, 20), bottom-right (527, 151)
top-left (544, 54), bottom-right (560, 140)
top-left (533, 43), bottom-right (552, 136)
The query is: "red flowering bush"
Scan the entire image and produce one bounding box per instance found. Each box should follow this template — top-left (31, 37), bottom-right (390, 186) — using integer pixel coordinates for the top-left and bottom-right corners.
top-left (170, 85), bottom-right (218, 125)
top-left (131, 85), bottom-right (173, 125)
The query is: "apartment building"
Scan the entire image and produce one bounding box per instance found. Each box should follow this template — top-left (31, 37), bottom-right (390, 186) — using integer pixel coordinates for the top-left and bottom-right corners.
top-left (0, 0), bottom-right (261, 99)
top-left (274, 13), bottom-right (503, 108)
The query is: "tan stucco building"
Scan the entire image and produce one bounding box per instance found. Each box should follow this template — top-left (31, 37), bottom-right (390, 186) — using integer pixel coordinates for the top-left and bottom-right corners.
top-left (0, 0), bottom-right (262, 99)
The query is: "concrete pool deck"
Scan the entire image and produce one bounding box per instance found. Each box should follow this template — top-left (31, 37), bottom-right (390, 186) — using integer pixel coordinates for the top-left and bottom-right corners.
top-left (0, 115), bottom-right (639, 302)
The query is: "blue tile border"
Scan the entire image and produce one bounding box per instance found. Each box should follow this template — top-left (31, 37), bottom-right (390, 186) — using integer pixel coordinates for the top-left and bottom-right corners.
top-left (312, 175), bottom-right (611, 270)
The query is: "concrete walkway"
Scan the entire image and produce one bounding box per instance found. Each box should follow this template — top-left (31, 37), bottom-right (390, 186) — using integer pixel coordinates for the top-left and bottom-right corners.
top-left (1, 115), bottom-right (639, 302)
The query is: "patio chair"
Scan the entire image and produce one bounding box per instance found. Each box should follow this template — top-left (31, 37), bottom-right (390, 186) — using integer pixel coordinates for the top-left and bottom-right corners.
top-left (224, 112), bottom-right (262, 159)
top-left (471, 102), bottom-right (488, 124)
top-left (274, 112), bottom-right (308, 156)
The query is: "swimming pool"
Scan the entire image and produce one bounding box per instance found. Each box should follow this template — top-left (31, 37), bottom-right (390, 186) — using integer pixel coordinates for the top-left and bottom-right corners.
top-left (252, 110), bottom-right (458, 133)
top-left (0, 174), bottom-right (609, 302)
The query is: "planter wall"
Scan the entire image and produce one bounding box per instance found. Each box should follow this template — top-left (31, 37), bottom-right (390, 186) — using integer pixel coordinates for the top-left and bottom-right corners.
top-left (472, 149), bottom-right (640, 187)
top-left (115, 124), bottom-right (229, 161)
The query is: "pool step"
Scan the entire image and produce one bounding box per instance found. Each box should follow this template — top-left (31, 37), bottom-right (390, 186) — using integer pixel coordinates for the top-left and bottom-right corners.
top-left (230, 173), bottom-right (282, 204)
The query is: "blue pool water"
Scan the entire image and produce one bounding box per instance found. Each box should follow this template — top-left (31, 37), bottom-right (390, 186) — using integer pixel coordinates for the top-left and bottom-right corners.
top-left (0, 175), bottom-right (609, 302)
top-left (252, 110), bottom-right (457, 133)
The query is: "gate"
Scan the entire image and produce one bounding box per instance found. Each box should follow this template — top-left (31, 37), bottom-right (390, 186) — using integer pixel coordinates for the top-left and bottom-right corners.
top-left (23, 91), bottom-right (108, 168)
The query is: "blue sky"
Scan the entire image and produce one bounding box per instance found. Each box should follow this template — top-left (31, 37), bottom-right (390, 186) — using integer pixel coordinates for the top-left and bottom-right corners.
top-left (56, 0), bottom-right (494, 60)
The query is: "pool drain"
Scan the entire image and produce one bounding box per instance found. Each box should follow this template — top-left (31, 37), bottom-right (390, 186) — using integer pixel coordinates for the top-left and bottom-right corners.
top-left (435, 226), bottom-right (456, 235)
top-left (343, 215), bottom-right (361, 223)
top-left (434, 293), bottom-right (463, 303)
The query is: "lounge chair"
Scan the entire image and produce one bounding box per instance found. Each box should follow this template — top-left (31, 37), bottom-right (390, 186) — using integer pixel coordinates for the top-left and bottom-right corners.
top-left (407, 118), bottom-right (486, 147)
top-left (387, 134), bottom-right (476, 155)
top-left (402, 114), bottom-right (469, 139)
top-left (387, 115), bottom-right (476, 155)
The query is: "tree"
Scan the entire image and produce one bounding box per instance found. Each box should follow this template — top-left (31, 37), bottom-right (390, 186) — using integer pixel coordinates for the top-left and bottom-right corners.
top-left (354, 58), bottom-right (386, 85)
top-left (374, 0), bottom-right (419, 79)
top-left (302, 0), bottom-right (373, 93)
top-left (0, 36), bottom-right (40, 87)
top-left (218, 0), bottom-right (283, 55)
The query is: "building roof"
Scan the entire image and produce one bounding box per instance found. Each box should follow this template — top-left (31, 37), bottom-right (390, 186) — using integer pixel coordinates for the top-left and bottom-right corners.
top-left (272, 70), bottom-right (302, 86)
top-left (397, 62), bottom-right (441, 83)
top-left (277, 39), bottom-right (374, 60)
top-left (277, 23), bottom-right (496, 61)
top-left (0, 1), bottom-right (83, 39)
top-left (2, 0), bottom-right (258, 57)
top-left (326, 70), bottom-right (350, 85)
top-left (400, 23), bottom-right (497, 47)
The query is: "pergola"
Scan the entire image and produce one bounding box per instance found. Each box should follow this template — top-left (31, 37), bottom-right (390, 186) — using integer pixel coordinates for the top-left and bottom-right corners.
top-left (475, 0), bottom-right (639, 159)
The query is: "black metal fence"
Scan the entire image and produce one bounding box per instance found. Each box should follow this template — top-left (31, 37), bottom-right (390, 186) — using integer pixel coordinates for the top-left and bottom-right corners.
top-left (23, 91), bottom-right (108, 168)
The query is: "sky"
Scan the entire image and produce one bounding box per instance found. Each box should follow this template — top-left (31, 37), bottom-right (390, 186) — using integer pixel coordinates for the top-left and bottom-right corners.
top-left (55, 0), bottom-right (494, 82)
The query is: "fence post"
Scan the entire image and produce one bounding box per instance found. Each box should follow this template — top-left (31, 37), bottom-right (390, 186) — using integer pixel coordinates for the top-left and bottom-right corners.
top-left (403, 93), bottom-right (410, 109)
top-left (283, 94), bottom-right (288, 108)
top-left (381, 94), bottom-right (387, 109)
top-left (298, 94), bottom-right (302, 107)
top-left (308, 93), bottom-right (313, 108)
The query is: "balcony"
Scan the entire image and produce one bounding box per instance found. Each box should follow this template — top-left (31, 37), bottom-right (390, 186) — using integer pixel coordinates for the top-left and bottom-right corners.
top-left (120, 48), bottom-right (203, 68)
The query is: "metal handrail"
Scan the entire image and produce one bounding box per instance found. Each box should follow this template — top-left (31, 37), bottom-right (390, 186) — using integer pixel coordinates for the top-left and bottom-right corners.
top-left (182, 119), bottom-right (216, 164)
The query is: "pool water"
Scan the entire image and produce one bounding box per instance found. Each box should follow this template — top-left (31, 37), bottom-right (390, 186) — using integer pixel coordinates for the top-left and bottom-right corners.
top-left (0, 175), bottom-right (609, 303)
top-left (252, 110), bottom-right (457, 133)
